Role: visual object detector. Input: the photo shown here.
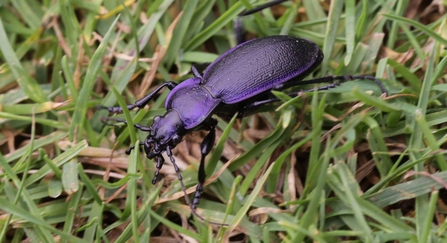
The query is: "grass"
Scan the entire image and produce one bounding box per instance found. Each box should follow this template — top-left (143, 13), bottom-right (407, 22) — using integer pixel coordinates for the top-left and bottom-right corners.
top-left (1, 0), bottom-right (447, 242)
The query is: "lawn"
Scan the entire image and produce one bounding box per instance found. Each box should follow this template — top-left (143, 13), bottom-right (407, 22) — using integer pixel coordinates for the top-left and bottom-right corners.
top-left (1, 0), bottom-right (447, 242)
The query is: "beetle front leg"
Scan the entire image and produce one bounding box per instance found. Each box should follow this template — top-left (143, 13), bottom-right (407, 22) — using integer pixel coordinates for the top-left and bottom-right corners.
top-left (97, 81), bottom-right (178, 114)
top-left (192, 120), bottom-right (217, 209)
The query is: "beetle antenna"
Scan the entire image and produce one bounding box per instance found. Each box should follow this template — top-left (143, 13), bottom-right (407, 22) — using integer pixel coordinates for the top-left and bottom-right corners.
top-left (165, 146), bottom-right (228, 226)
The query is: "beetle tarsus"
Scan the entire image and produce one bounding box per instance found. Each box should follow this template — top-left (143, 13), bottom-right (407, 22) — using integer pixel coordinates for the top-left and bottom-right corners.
top-left (125, 146), bottom-right (135, 155)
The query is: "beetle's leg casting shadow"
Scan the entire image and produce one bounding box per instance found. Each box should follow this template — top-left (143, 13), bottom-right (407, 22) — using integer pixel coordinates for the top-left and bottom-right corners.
top-left (242, 75), bottom-right (387, 113)
top-left (98, 81), bottom-right (177, 114)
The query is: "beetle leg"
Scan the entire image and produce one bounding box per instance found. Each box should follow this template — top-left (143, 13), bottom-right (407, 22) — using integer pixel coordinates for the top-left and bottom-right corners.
top-left (274, 75), bottom-right (388, 95)
top-left (152, 155), bottom-right (165, 184)
top-left (191, 63), bottom-right (211, 78)
top-left (165, 145), bottom-right (223, 225)
top-left (125, 144), bottom-right (139, 155)
top-left (240, 75), bottom-right (388, 116)
top-left (192, 121), bottom-right (217, 209)
top-left (97, 81), bottom-right (178, 114)
top-left (234, 0), bottom-right (289, 44)
top-left (100, 117), bottom-right (151, 131)
top-left (239, 0), bottom-right (289, 17)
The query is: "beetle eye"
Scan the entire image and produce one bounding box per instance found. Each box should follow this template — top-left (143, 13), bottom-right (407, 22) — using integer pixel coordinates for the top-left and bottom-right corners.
top-left (172, 134), bottom-right (181, 144)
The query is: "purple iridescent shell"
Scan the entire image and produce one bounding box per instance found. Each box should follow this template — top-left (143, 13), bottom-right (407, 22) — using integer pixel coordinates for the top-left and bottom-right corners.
top-left (202, 35), bottom-right (322, 104)
top-left (165, 36), bottom-right (323, 129)
top-left (166, 77), bottom-right (221, 129)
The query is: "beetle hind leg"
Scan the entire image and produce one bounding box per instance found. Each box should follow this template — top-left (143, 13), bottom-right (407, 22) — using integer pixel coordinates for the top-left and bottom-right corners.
top-left (274, 75), bottom-right (388, 95)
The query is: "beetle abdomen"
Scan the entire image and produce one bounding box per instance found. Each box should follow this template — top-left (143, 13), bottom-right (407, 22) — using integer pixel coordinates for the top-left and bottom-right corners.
top-left (202, 35), bottom-right (323, 104)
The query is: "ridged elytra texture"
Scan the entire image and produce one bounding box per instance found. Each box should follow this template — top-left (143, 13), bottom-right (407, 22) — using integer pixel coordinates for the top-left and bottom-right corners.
top-left (203, 35), bottom-right (322, 103)
top-left (166, 35), bottom-right (323, 129)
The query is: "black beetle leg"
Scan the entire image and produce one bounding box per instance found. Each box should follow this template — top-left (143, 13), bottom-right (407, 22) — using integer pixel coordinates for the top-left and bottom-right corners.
top-left (192, 121), bottom-right (217, 209)
top-left (125, 144), bottom-right (144, 155)
top-left (152, 155), bottom-right (165, 184)
top-left (97, 81), bottom-right (178, 114)
top-left (100, 117), bottom-right (151, 132)
top-left (241, 75), bottom-right (388, 116)
top-left (274, 75), bottom-right (388, 95)
top-left (191, 63), bottom-right (211, 78)
top-left (234, 0), bottom-right (289, 44)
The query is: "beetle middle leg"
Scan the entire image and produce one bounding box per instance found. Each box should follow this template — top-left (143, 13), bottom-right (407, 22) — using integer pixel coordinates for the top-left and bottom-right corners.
top-left (97, 81), bottom-right (177, 114)
top-left (192, 119), bottom-right (217, 210)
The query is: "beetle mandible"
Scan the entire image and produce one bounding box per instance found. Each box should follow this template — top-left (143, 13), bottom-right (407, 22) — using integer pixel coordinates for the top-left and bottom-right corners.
top-left (99, 34), bottom-right (388, 225)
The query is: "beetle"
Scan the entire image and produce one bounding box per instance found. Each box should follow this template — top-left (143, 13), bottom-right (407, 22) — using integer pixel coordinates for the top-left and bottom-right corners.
top-left (100, 35), bottom-right (387, 225)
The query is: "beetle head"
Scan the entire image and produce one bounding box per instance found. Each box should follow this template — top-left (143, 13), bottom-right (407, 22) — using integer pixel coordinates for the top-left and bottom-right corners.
top-left (143, 110), bottom-right (184, 158)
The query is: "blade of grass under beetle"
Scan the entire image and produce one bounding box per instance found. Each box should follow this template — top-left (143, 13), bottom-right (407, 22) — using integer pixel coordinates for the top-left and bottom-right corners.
top-left (0, 197), bottom-right (88, 243)
top-left (228, 122), bottom-right (287, 171)
top-left (411, 46), bottom-right (437, 240)
top-left (421, 190), bottom-right (439, 242)
top-left (414, 109), bottom-right (447, 170)
top-left (6, 131), bottom-right (67, 164)
top-left (184, 1), bottom-right (245, 51)
top-left (128, 140), bottom-right (140, 242)
top-left (292, 139), bottom-right (330, 243)
top-left (23, 139), bottom-right (87, 187)
top-left (351, 87), bottom-right (399, 112)
top-left (0, 112), bottom-right (63, 129)
top-left (164, 0), bottom-right (198, 66)
top-left (328, 163), bottom-right (374, 241)
top-left (227, 162), bottom-right (276, 232)
top-left (69, 16), bottom-right (119, 140)
top-left (109, 182), bottom-right (164, 242)
top-left (383, 13), bottom-right (447, 47)
top-left (363, 116), bottom-right (393, 177)
top-left (321, 0), bottom-right (343, 74)
top-left (0, 19), bottom-right (47, 103)
top-left (343, 0), bottom-right (355, 65)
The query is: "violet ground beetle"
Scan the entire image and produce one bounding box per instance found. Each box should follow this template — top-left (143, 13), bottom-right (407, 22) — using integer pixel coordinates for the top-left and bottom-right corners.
top-left (99, 1), bottom-right (388, 226)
